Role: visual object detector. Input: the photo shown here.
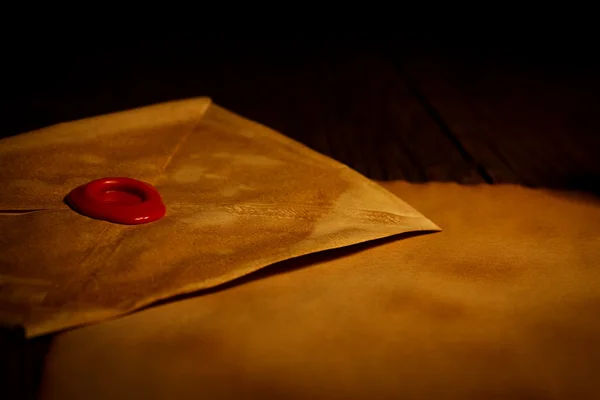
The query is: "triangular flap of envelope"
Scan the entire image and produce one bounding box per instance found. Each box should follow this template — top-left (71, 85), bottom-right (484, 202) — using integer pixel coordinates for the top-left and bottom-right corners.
top-left (0, 98), bottom-right (439, 337)
top-left (0, 98), bottom-right (212, 210)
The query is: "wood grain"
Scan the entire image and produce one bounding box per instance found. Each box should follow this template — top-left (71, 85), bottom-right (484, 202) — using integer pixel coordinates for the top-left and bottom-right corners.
top-left (400, 51), bottom-right (600, 191)
top-left (4, 39), bottom-right (599, 191)
top-left (4, 41), bottom-right (481, 183)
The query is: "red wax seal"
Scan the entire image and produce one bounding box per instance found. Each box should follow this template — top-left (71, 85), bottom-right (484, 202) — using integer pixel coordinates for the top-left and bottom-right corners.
top-left (67, 177), bottom-right (166, 225)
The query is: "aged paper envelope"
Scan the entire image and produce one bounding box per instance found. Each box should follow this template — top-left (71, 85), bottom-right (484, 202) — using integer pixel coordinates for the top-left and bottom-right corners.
top-left (0, 98), bottom-right (438, 337)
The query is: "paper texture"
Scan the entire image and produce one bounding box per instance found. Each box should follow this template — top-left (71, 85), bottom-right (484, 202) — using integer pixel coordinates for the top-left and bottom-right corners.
top-left (40, 182), bottom-right (600, 400)
top-left (0, 98), bottom-right (438, 337)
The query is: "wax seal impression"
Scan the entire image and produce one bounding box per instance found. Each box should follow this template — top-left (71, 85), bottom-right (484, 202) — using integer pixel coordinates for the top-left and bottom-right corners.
top-left (66, 177), bottom-right (166, 225)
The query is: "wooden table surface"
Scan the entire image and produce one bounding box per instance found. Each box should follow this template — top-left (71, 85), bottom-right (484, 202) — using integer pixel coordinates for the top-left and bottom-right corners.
top-left (5, 39), bottom-right (599, 192)
top-left (2, 38), bottom-right (600, 399)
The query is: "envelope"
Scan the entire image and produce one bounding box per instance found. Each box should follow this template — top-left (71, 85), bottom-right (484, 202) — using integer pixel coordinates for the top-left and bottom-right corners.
top-left (40, 182), bottom-right (600, 399)
top-left (0, 98), bottom-right (439, 337)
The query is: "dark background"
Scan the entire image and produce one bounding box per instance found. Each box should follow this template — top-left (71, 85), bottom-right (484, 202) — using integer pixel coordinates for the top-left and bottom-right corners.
top-left (2, 35), bottom-right (600, 398)
top-left (4, 36), bottom-right (600, 191)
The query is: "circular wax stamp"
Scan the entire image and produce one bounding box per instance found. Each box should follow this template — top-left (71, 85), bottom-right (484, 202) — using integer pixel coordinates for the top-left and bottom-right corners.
top-left (67, 177), bottom-right (166, 225)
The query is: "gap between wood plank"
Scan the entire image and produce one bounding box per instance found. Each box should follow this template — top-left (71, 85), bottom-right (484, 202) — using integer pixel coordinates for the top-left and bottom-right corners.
top-left (397, 67), bottom-right (495, 184)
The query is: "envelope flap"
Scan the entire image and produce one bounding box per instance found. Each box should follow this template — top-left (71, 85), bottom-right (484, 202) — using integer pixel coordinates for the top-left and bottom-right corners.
top-left (0, 98), bottom-right (212, 210)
